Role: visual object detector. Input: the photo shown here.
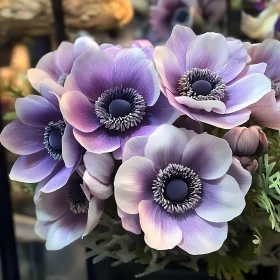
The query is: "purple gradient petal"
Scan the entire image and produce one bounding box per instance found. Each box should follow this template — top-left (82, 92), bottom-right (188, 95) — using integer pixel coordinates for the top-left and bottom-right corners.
top-left (73, 37), bottom-right (99, 58)
top-left (35, 187), bottom-right (68, 222)
top-left (139, 200), bottom-right (182, 250)
top-left (83, 171), bottom-right (113, 200)
top-left (46, 212), bottom-right (87, 250)
top-left (228, 157), bottom-right (252, 196)
top-left (185, 33), bottom-right (229, 72)
top-left (83, 152), bottom-right (115, 185)
top-left (195, 175), bottom-right (245, 222)
top-left (35, 221), bottom-right (52, 239)
top-left (83, 197), bottom-right (104, 236)
top-left (0, 120), bottom-right (45, 155)
top-left (224, 73), bottom-right (271, 113)
top-left (103, 46), bottom-right (122, 58)
top-left (55, 42), bottom-right (75, 74)
top-left (113, 49), bottom-right (160, 106)
top-left (117, 208), bottom-right (141, 235)
top-left (166, 25), bottom-right (196, 72)
top-left (130, 40), bottom-right (153, 48)
top-left (144, 124), bottom-right (189, 170)
top-left (60, 91), bottom-right (101, 132)
top-left (73, 127), bottom-right (120, 154)
top-left (114, 157), bottom-right (156, 214)
top-left (28, 69), bottom-right (54, 91)
top-left (36, 52), bottom-right (60, 80)
top-left (10, 150), bottom-right (57, 183)
top-left (182, 133), bottom-right (232, 180)
top-left (62, 124), bottom-right (83, 168)
top-left (15, 95), bottom-right (61, 127)
top-left (123, 136), bottom-right (149, 162)
top-left (178, 212), bottom-right (228, 255)
top-left (39, 84), bottom-right (60, 107)
top-left (64, 50), bottom-right (114, 100)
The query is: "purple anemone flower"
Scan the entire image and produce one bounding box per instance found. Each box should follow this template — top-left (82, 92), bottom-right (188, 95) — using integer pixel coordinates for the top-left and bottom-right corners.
top-left (196, 0), bottom-right (227, 23)
top-left (28, 37), bottom-right (99, 90)
top-left (115, 125), bottom-right (252, 254)
top-left (0, 83), bottom-right (83, 193)
top-left (35, 152), bottom-right (115, 250)
top-left (60, 48), bottom-right (178, 158)
top-left (247, 39), bottom-right (280, 130)
top-left (150, 0), bottom-right (195, 41)
top-left (154, 25), bottom-right (271, 129)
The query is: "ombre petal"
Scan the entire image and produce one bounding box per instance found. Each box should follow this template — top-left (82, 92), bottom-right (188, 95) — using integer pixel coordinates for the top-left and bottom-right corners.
top-left (65, 51), bottom-right (114, 100)
top-left (60, 91), bottom-right (101, 133)
top-left (45, 212), bottom-right (87, 250)
top-left (182, 133), bottom-right (232, 180)
top-left (73, 37), bottom-right (99, 58)
top-left (27, 69), bottom-right (54, 91)
top-left (83, 171), bottom-right (113, 200)
top-left (83, 152), bottom-right (115, 185)
top-left (74, 127), bottom-right (120, 154)
top-left (36, 52), bottom-right (60, 80)
top-left (218, 40), bottom-right (248, 83)
top-left (166, 25), bottom-right (196, 72)
top-left (35, 187), bottom-right (68, 222)
top-left (55, 42), bottom-right (75, 74)
top-left (139, 200), bottom-right (182, 250)
top-left (10, 150), bottom-right (57, 183)
top-left (15, 95), bottom-right (61, 127)
top-left (114, 157), bottom-right (156, 214)
top-left (178, 213), bottom-right (228, 255)
top-left (39, 83), bottom-right (60, 107)
top-left (144, 124), bottom-right (189, 170)
top-left (62, 124), bottom-right (83, 168)
top-left (154, 46), bottom-right (182, 94)
top-left (228, 158), bottom-right (252, 196)
top-left (83, 197), bottom-right (104, 236)
top-left (185, 33), bottom-right (229, 72)
top-left (225, 74), bottom-right (271, 113)
top-left (0, 120), bottom-right (45, 155)
top-left (195, 175), bottom-right (245, 223)
top-left (123, 136), bottom-right (149, 162)
top-left (117, 208), bottom-right (141, 235)
top-left (113, 49), bottom-right (160, 106)
top-left (35, 221), bottom-right (52, 240)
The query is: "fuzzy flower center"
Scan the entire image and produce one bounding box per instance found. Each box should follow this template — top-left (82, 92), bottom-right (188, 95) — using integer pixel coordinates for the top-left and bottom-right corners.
top-left (152, 163), bottom-right (202, 214)
top-left (95, 87), bottom-right (146, 132)
top-left (271, 80), bottom-right (280, 97)
top-left (57, 73), bottom-right (68, 87)
top-left (67, 183), bottom-right (89, 214)
top-left (178, 68), bottom-right (226, 101)
top-left (44, 120), bottom-right (65, 160)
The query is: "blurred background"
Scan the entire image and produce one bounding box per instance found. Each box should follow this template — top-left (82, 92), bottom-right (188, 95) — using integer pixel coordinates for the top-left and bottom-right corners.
top-left (0, 0), bottom-right (280, 279)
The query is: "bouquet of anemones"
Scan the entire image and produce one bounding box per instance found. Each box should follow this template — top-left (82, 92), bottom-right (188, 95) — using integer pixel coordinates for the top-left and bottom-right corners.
top-left (2, 26), bottom-right (280, 279)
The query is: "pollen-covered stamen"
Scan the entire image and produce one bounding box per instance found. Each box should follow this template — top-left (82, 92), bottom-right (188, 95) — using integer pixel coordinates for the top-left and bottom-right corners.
top-left (57, 73), bottom-right (68, 86)
top-left (43, 120), bottom-right (65, 160)
top-left (95, 87), bottom-right (146, 132)
top-left (271, 80), bottom-right (280, 97)
top-left (178, 68), bottom-right (226, 101)
top-left (152, 163), bottom-right (202, 214)
top-left (67, 183), bottom-right (89, 214)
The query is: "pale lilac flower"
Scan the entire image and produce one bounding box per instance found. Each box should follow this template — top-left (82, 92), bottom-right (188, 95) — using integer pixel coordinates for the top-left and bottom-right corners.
top-left (60, 48), bottom-right (178, 159)
top-left (28, 37), bottom-right (99, 90)
top-left (247, 39), bottom-right (280, 130)
top-left (35, 152), bottom-right (115, 250)
top-left (0, 83), bottom-right (83, 193)
top-left (154, 25), bottom-right (271, 129)
top-left (115, 125), bottom-right (251, 254)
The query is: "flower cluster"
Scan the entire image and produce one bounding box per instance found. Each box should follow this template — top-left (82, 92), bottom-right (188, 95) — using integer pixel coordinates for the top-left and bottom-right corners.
top-left (0, 25), bottom-right (278, 262)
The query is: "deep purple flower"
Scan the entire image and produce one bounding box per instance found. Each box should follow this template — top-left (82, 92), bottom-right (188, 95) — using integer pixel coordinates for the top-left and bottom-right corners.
top-left (35, 152), bottom-right (115, 250)
top-left (115, 125), bottom-right (251, 254)
top-left (150, 0), bottom-right (195, 41)
top-left (60, 48), bottom-right (178, 158)
top-left (154, 25), bottom-right (271, 129)
top-left (0, 83), bottom-right (83, 193)
top-left (28, 37), bottom-right (99, 90)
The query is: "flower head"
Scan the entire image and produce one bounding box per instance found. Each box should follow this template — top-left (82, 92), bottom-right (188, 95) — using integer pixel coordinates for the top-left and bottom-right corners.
top-left (154, 25), bottom-right (271, 129)
top-left (196, 0), bottom-right (227, 23)
top-left (60, 48), bottom-right (178, 158)
top-left (115, 125), bottom-right (251, 254)
top-left (0, 83), bottom-right (83, 193)
top-left (35, 152), bottom-right (115, 250)
top-left (28, 37), bottom-right (99, 90)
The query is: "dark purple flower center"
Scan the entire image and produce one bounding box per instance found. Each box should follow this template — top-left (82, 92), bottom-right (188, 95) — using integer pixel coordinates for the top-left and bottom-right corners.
top-left (178, 68), bottom-right (226, 101)
top-left (95, 87), bottom-right (146, 132)
top-left (271, 80), bottom-right (280, 98)
top-left (172, 7), bottom-right (190, 25)
top-left (57, 73), bottom-right (68, 87)
top-left (43, 120), bottom-right (65, 160)
top-left (67, 180), bottom-right (89, 214)
top-left (166, 179), bottom-right (189, 202)
top-left (153, 163), bottom-right (202, 214)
